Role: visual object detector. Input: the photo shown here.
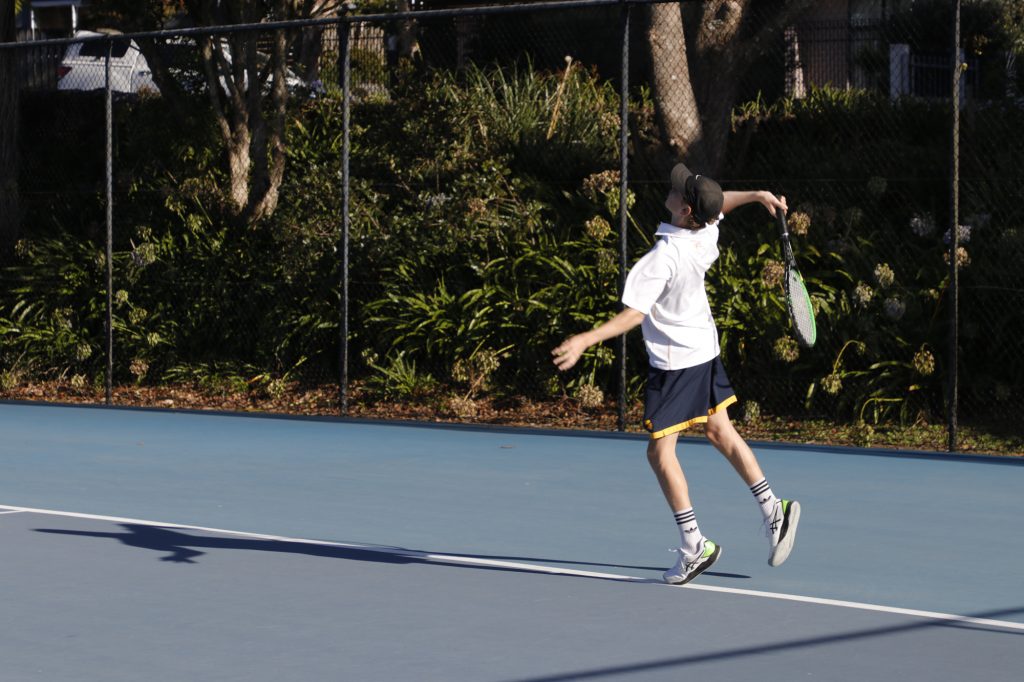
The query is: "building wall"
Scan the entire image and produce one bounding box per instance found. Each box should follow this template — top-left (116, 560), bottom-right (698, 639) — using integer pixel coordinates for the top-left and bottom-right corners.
top-left (790, 1), bottom-right (890, 94)
top-left (15, 1), bottom-right (84, 41)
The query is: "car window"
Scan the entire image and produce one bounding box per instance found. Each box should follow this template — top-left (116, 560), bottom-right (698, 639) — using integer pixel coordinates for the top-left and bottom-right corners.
top-left (79, 38), bottom-right (132, 59)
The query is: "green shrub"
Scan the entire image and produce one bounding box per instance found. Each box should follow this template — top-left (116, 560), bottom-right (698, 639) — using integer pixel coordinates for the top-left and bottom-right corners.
top-left (5, 59), bottom-right (1020, 430)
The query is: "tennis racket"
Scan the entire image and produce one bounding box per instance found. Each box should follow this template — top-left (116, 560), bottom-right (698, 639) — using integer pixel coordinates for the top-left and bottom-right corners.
top-left (777, 207), bottom-right (817, 348)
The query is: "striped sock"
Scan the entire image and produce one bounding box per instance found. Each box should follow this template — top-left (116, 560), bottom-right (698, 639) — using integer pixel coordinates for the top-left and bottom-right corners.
top-left (750, 478), bottom-right (778, 520)
top-left (673, 508), bottom-right (704, 556)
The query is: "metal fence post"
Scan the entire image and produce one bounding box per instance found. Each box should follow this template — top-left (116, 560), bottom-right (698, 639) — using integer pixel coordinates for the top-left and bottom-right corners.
top-left (616, 1), bottom-right (631, 432)
top-left (339, 15), bottom-right (352, 415)
top-left (947, 0), bottom-right (961, 452)
top-left (105, 38), bottom-right (114, 406)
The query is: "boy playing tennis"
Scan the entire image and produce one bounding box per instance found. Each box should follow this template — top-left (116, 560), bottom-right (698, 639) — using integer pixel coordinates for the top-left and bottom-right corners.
top-left (552, 163), bottom-right (800, 585)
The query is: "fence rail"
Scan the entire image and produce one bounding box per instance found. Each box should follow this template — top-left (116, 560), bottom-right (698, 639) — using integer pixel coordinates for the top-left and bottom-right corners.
top-left (1, 0), bottom-right (1022, 453)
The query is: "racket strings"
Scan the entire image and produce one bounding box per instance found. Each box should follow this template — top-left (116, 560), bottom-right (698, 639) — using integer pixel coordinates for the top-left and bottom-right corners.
top-left (778, 208), bottom-right (816, 348)
top-left (787, 270), bottom-right (816, 347)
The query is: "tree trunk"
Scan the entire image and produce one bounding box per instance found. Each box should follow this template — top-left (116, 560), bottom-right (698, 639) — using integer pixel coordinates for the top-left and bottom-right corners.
top-left (0, 4), bottom-right (19, 264)
top-left (396, 0), bottom-right (419, 60)
top-left (244, 23), bottom-right (289, 222)
top-left (296, 25), bottom-right (324, 82)
top-left (187, 0), bottom-right (284, 223)
top-left (689, 0), bottom-right (747, 175)
top-left (645, 1), bottom-right (815, 177)
top-left (1007, 51), bottom-right (1020, 102)
top-left (226, 127), bottom-right (253, 214)
top-left (646, 3), bottom-right (706, 171)
top-left (86, 0), bottom-right (335, 226)
top-left (201, 31), bottom-right (253, 215)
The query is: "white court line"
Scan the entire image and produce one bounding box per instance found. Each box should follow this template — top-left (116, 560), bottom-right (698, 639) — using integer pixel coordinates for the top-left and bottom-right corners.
top-left (4, 503), bottom-right (1023, 633)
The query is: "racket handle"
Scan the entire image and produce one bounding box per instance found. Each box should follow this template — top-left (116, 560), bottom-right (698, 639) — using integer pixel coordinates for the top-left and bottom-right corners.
top-left (776, 206), bottom-right (789, 238)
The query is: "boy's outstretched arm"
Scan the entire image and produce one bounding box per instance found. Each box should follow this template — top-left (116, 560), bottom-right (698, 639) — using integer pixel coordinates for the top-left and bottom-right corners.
top-left (722, 190), bottom-right (787, 216)
top-left (552, 307), bottom-right (646, 371)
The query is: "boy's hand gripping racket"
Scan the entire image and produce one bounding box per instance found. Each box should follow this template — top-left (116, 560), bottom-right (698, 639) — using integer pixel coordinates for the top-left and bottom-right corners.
top-left (777, 207), bottom-right (817, 348)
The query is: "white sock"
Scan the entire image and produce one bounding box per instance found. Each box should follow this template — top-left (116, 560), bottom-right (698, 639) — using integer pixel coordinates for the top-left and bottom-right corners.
top-left (750, 478), bottom-right (778, 520)
top-left (673, 508), bottom-right (704, 556)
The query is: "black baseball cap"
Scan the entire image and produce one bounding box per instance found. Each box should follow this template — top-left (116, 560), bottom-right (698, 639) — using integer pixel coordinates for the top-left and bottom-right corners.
top-left (670, 163), bottom-right (724, 226)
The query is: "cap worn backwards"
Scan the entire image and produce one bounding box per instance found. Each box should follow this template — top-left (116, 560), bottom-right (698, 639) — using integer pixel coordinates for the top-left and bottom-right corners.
top-left (670, 163), bottom-right (724, 226)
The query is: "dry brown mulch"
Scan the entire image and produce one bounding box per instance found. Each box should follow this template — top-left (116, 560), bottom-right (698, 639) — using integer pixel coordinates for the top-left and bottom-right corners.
top-left (1, 381), bottom-right (644, 432)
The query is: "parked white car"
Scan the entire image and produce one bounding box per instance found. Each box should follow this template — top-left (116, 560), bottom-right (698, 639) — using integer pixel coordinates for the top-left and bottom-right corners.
top-left (57, 30), bottom-right (306, 96)
top-left (57, 30), bottom-right (157, 94)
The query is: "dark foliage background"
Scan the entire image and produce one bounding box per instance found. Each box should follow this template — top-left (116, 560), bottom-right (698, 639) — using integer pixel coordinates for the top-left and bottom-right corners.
top-left (2, 1), bottom-right (1022, 453)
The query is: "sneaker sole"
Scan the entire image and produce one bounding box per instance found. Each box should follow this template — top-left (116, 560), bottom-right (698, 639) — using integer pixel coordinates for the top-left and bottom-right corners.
top-left (665, 544), bottom-right (722, 586)
top-left (768, 501), bottom-right (800, 567)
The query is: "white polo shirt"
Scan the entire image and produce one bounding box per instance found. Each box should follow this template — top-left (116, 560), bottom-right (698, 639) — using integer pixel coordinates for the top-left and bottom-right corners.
top-left (621, 217), bottom-right (723, 370)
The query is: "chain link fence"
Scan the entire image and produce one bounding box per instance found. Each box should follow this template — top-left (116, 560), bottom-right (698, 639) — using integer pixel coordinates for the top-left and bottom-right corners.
top-left (1, 0), bottom-right (1021, 452)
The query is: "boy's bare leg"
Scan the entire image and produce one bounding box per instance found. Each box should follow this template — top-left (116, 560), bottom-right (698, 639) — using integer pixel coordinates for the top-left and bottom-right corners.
top-left (705, 408), bottom-right (801, 566)
top-left (645, 432), bottom-right (691, 511)
top-left (648, 430), bottom-right (722, 584)
top-left (704, 408), bottom-right (765, 486)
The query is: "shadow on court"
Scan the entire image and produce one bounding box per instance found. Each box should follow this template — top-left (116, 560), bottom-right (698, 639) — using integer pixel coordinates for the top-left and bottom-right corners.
top-left (450, 551), bottom-right (750, 580)
top-left (499, 606), bottom-right (1024, 682)
top-left (33, 524), bottom-right (749, 581)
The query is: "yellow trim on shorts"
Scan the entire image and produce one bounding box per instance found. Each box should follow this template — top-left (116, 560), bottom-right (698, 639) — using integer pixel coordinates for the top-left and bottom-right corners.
top-left (647, 395), bottom-right (738, 440)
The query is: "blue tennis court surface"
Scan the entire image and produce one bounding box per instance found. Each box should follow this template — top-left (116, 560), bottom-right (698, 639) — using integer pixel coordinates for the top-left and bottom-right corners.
top-left (2, 402), bottom-right (1022, 681)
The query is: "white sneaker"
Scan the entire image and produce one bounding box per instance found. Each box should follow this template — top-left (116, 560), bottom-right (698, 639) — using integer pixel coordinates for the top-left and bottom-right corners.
top-left (663, 539), bottom-right (721, 585)
top-left (767, 499), bottom-right (801, 567)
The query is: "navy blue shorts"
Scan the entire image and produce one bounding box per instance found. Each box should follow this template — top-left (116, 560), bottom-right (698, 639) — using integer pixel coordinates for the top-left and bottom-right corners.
top-left (643, 356), bottom-right (737, 439)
